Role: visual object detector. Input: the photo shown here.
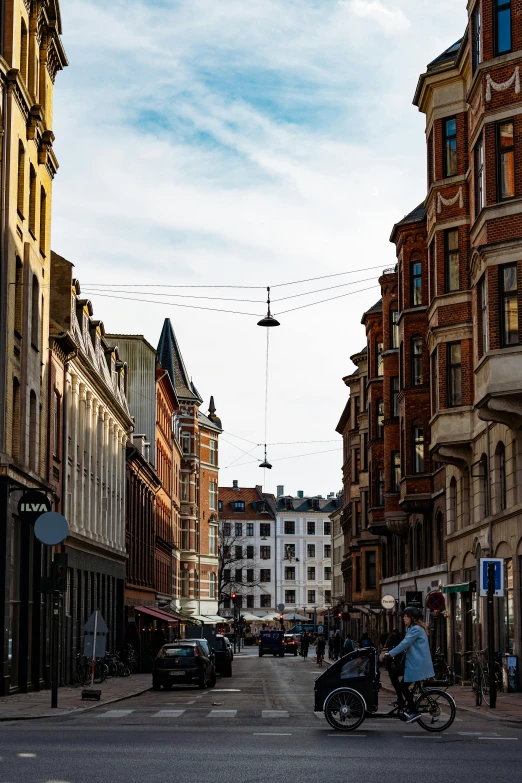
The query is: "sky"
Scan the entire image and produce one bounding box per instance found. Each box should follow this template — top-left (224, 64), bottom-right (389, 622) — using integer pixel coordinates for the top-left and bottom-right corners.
top-left (52, 0), bottom-right (468, 499)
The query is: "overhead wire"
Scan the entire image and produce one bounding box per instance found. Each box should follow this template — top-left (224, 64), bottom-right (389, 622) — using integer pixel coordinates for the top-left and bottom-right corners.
top-left (220, 447), bottom-right (341, 469)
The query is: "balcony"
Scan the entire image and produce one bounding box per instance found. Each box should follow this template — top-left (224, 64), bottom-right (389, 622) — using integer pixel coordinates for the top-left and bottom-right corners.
top-left (430, 407), bottom-right (474, 469)
top-left (399, 475), bottom-right (433, 513)
top-left (475, 348), bottom-right (522, 430)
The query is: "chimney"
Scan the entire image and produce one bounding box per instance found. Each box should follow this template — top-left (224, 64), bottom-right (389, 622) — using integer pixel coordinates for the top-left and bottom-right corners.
top-left (327, 492), bottom-right (335, 499)
top-left (277, 485), bottom-right (284, 497)
top-left (297, 490), bottom-right (304, 499)
top-left (233, 480), bottom-right (239, 491)
top-left (255, 485), bottom-right (262, 492)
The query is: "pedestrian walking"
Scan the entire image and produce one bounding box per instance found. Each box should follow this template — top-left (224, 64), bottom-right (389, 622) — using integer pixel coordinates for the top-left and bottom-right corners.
top-left (328, 635), bottom-right (334, 659)
top-left (359, 632), bottom-right (372, 649)
top-left (384, 628), bottom-right (403, 650)
top-left (386, 607), bottom-right (435, 724)
top-left (316, 634), bottom-right (326, 665)
top-left (343, 634), bottom-right (355, 654)
top-left (300, 631), bottom-right (310, 660)
top-left (332, 631), bottom-right (342, 661)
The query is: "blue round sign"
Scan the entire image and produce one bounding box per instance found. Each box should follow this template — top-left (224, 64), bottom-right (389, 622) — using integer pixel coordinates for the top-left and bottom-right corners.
top-left (34, 512), bottom-right (69, 545)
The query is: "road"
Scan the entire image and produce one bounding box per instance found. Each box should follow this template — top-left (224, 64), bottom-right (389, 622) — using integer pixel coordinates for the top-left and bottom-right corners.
top-left (1, 646), bottom-right (521, 783)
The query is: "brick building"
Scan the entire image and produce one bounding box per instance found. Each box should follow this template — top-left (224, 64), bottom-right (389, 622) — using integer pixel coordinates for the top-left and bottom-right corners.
top-left (0, 2), bottom-right (67, 695)
top-left (337, 1), bottom-right (522, 681)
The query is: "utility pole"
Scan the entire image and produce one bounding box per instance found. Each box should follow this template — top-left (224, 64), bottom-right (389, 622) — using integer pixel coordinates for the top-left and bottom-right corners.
top-left (487, 562), bottom-right (497, 708)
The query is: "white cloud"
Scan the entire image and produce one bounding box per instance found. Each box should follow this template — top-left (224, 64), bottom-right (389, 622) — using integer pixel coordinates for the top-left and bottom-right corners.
top-left (343, 0), bottom-right (411, 32)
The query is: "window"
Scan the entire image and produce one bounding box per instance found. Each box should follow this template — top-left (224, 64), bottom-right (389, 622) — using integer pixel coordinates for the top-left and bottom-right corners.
top-left (223, 522), bottom-right (231, 537)
top-left (223, 596), bottom-right (231, 609)
top-left (223, 569), bottom-right (231, 584)
top-left (392, 451), bottom-right (401, 492)
top-left (209, 481), bottom-right (217, 510)
top-left (284, 543), bottom-right (296, 559)
top-left (355, 557), bottom-right (361, 593)
top-left (53, 390), bottom-right (60, 457)
top-left (246, 523), bottom-right (254, 537)
top-left (354, 394), bottom-right (360, 426)
top-left (376, 399), bottom-right (384, 438)
top-left (29, 164), bottom-right (36, 235)
top-left (390, 309), bottom-right (399, 349)
top-left (479, 276), bottom-right (488, 355)
top-left (28, 390), bottom-right (37, 471)
top-left (307, 566), bottom-right (315, 580)
top-left (260, 546), bottom-right (271, 560)
top-left (376, 468), bottom-right (385, 506)
top-left (260, 594), bottom-right (271, 607)
top-left (260, 523), bottom-right (271, 537)
top-left (285, 567), bottom-right (295, 580)
top-left (233, 502), bottom-right (245, 514)
top-left (20, 18), bottom-right (28, 83)
top-left (39, 186), bottom-right (47, 255)
top-left (209, 439), bottom-right (217, 465)
top-left (473, 4), bottom-right (482, 69)
top-left (445, 228), bottom-right (459, 292)
top-left (209, 525), bottom-right (217, 555)
top-left (429, 240), bottom-right (436, 300)
top-left (246, 594), bottom-right (254, 608)
top-left (431, 348), bottom-right (439, 415)
top-left (362, 432), bottom-right (368, 469)
top-left (353, 448), bottom-right (360, 482)
top-left (497, 443), bottom-right (507, 511)
top-left (413, 426), bottom-right (425, 474)
top-left (411, 261), bottom-right (422, 306)
top-left (376, 341), bottom-right (383, 376)
top-left (246, 569), bottom-right (254, 584)
top-left (17, 142), bottom-right (25, 216)
top-left (500, 264), bottom-right (519, 346)
top-left (365, 551), bottom-right (376, 590)
top-left (411, 337), bottom-right (423, 386)
top-left (181, 433), bottom-right (191, 454)
top-left (14, 257), bottom-right (23, 337)
top-left (386, 378), bottom-right (399, 421)
top-left (447, 342), bottom-right (462, 407)
top-left (235, 568), bottom-right (242, 583)
top-left (209, 572), bottom-right (216, 599)
top-left (324, 566), bottom-right (331, 580)
top-left (31, 274), bottom-right (39, 348)
top-left (443, 118), bottom-right (457, 177)
top-left (235, 522), bottom-right (243, 536)
top-left (497, 121), bottom-right (515, 200)
top-left (181, 570), bottom-right (189, 597)
top-left (324, 544), bottom-right (331, 558)
top-left (246, 545), bottom-right (254, 559)
top-left (285, 590), bottom-right (295, 604)
top-left (325, 590), bottom-right (332, 604)
top-left (307, 520), bottom-right (315, 535)
top-left (181, 518), bottom-right (190, 550)
top-left (218, 500), bottom-right (223, 512)
top-left (495, 0), bottom-right (512, 55)
top-left (235, 545), bottom-right (243, 560)
top-left (480, 453), bottom-right (490, 516)
top-left (284, 520), bottom-right (295, 535)
top-left (476, 137), bottom-right (484, 214)
top-left (260, 569), bottom-right (271, 582)
top-left (323, 520), bottom-right (331, 536)
top-left (307, 590), bottom-right (316, 604)
top-left (307, 544), bottom-right (315, 558)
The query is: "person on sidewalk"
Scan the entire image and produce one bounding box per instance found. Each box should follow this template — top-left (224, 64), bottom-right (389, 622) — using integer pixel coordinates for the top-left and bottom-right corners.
top-left (316, 634), bottom-right (326, 664)
top-left (301, 632), bottom-right (310, 660)
top-left (343, 634), bottom-right (355, 655)
top-left (332, 631), bottom-right (342, 661)
top-left (359, 632), bottom-right (372, 649)
top-left (387, 607), bottom-right (435, 724)
top-left (385, 628), bottom-right (403, 650)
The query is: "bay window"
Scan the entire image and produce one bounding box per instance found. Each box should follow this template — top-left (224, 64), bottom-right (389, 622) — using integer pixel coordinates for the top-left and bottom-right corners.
top-left (497, 121), bottom-right (515, 200)
top-left (413, 426), bottom-right (425, 474)
top-left (500, 264), bottom-right (519, 346)
top-left (445, 228), bottom-right (459, 292)
top-left (411, 337), bottom-right (423, 386)
top-left (495, 0), bottom-right (512, 56)
top-left (447, 342), bottom-right (462, 407)
top-left (443, 117), bottom-right (457, 177)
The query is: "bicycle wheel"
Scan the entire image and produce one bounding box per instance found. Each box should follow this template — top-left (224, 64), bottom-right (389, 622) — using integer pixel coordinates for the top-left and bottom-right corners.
top-left (472, 673), bottom-right (483, 706)
top-left (324, 689), bottom-right (366, 732)
top-left (481, 671), bottom-right (495, 706)
top-left (94, 663), bottom-right (109, 683)
top-left (415, 689), bottom-right (456, 732)
top-left (77, 665), bottom-right (90, 686)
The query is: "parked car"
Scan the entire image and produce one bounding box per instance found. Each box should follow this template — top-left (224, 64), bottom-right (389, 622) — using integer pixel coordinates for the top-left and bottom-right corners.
top-left (213, 633), bottom-right (233, 677)
top-left (152, 640), bottom-right (216, 690)
top-left (283, 634), bottom-right (299, 656)
top-left (224, 635), bottom-right (234, 660)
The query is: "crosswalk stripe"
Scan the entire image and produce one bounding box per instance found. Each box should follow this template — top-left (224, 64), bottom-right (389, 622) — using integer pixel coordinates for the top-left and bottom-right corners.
top-left (207, 709), bottom-right (237, 717)
top-left (262, 710), bottom-right (289, 718)
top-left (99, 710), bottom-right (134, 718)
top-left (151, 710), bottom-right (186, 718)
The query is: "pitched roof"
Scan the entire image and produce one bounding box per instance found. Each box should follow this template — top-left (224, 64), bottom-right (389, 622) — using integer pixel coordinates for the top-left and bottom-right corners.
top-left (427, 38), bottom-right (464, 73)
top-left (361, 298), bottom-right (382, 323)
top-left (275, 495), bottom-right (341, 513)
top-left (218, 486), bottom-right (275, 520)
top-left (157, 319), bottom-right (202, 402)
top-left (198, 410), bottom-right (223, 433)
top-left (390, 202), bottom-right (426, 243)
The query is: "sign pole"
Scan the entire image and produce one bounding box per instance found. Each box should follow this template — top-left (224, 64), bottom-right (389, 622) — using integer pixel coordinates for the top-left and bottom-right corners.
top-left (51, 589), bottom-right (60, 708)
top-left (487, 563), bottom-right (497, 708)
top-left (90, 609), bottom-right (99, 689)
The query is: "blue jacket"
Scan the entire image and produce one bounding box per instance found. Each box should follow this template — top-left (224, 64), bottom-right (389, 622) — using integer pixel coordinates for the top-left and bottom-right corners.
top-left (389, 625), bottom-right (435, 683)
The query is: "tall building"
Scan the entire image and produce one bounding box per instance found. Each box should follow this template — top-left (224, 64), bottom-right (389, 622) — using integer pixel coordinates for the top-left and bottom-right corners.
top-left (0, 2), bottom-right (67, 695)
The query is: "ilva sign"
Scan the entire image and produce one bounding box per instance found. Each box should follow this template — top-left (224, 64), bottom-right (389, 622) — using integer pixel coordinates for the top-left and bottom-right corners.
top-left (17, 490), bottom-right (52, 523)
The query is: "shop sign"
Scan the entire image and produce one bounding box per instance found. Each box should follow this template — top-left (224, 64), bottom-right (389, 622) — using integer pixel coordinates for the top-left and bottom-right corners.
top-left (405, 591), bottom-right (423, 608)
top-left (18, 490), bottom-right (51, 523)
top-left (381, 594), bottom-right (396, 610)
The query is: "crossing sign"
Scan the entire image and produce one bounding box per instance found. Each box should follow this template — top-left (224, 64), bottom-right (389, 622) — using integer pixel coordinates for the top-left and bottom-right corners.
top-left (479, 558), bottom-right (504, 597)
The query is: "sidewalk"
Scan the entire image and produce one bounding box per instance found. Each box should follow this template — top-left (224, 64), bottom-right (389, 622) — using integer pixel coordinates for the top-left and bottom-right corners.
top-left (379, 670), bottom-right (522, 724)
top-left (0, 674), bottom-right (151, 721)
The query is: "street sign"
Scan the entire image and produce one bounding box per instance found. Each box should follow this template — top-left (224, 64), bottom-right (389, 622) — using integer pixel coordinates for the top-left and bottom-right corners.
top-left (480, 558), bottom-right (504, 597)
top-left (34, 512), bottom-right (69, 545)
top-left (405, 591), bottom-right (423, 609)
top-left (426, 591), bottom-right (445, 612)
top-left (277, 603), bottom-right (285, 612)
top-left (381, 594), bottom-right (396, 610)
top-left (317, 625), bottom-right (324, 633)
top-left (83, 611), bottom-right (109, 658)
top-left (18, 490), bottom-right (51, 523)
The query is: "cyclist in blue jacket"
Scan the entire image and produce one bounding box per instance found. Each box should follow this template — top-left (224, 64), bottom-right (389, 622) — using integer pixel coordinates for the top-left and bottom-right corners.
top-left (387, 607), bottom-right (435, 724)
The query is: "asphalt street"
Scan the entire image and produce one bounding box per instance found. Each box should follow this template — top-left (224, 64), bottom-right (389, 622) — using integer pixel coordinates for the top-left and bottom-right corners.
top-left (1, 647), bottom-right (521, 783)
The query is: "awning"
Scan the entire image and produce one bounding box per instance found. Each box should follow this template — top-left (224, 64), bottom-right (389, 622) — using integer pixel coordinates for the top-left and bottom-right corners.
top-left (443, 582), bottom-right (473, 594)
top-left (190, 614), bottom-right (229, 624)
top-left (134, 606), bottom-right (183, 623)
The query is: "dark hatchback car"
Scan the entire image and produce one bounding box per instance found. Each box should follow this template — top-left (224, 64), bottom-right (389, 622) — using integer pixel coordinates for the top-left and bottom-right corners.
top-left (213, 634), bottom-right (233, 677)
top-left (152, 640), bottom-right (216, 690)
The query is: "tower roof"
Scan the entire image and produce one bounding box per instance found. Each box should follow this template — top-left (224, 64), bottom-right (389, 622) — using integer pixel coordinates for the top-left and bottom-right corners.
top-left (157, 319), bottom-right (202, 402)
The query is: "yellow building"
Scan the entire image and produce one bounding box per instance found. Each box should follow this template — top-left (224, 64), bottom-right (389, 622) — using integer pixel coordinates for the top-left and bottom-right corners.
top-left (0, 1), bottom-right (66, 695)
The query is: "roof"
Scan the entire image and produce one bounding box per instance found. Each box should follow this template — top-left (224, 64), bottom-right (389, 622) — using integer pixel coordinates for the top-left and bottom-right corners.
top-left (157, 319), bottom-right (202, 402)
top-left (198, 410), bottom-right (223, 433)
top-left (218, 486), bottom-right (276, 520)
top-left (336, 399), bottom-right (351, 435)
top-left (390, 202), bottom-right (426, 243)
top-left (427, 38), bottom-right (464, 73)
top-left (275, 495), bottom-right (341, 514)
top-left (361, 298), bottom-right (382, 323)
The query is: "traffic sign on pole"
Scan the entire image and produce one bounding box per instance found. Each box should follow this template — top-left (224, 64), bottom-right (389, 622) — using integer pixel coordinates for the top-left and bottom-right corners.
top-left (480, 558), bottom-right (504, 597)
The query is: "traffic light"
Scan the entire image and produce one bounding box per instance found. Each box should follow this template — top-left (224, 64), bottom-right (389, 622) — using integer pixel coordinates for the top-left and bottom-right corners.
top-left (231, 592), bottom-right (237, 603)
top-left (279, 614), bottom-right (283, 621)
top-left (52, 553), bottom-right (68, 592)
top-left (337, 612), bottom-right (342, 618)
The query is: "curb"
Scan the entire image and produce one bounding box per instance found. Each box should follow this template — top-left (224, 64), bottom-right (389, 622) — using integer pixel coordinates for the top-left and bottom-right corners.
top-left (0, 683), bottom-right (151, 723)
top-left (380, 682), bottom-right (522, 726)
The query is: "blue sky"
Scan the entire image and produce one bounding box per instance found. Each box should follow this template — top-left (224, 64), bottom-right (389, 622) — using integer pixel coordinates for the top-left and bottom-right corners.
top-left (52, 0), bottom-right (468, 497)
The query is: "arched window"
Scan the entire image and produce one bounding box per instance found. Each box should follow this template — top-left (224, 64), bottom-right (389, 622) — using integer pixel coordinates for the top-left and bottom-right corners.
top-left (436, 511), bottom-right (444, 564)
top-left (31, 274), bottom-right (39, 347)
top-left (17, 141), bottom-right (25, 216)
top-left (29, 390), bottom-right (37, 471)
top-left (448, 477), bottom-right (457, 533)
top-left (40, 186), bottom-right (47, 256)
top-left (12, 377), bottom-right (20, 460)
top-left (479, 453), bottom-right (489, 517)
top-left (20, 18), bottom-right (28, 83)
top-left (209, 572), bottom-right (216, 599)
top-left (14, 256), bottom-right (23, 336)
top-left (424, 515), bottom-right (433, 568)
top-left (495, 442), bottom-right (507, 512)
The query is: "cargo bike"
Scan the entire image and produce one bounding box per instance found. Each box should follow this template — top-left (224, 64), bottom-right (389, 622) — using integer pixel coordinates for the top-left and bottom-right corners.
top-left (314, 647), bottom-right (456, 732)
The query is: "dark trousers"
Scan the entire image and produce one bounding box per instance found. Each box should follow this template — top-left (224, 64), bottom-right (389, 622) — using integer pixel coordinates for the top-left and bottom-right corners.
top-left (390, 674), bottom-right (415, 711)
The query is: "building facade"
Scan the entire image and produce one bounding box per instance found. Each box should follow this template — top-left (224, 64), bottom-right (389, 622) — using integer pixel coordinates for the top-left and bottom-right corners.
top-left (0, 1), bottom-right (67, 695)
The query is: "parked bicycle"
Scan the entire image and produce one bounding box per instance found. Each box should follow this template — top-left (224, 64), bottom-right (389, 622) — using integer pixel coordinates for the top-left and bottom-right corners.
top-left (76, 654), bottom-right (109, 685)
top-left (104, 651), bottom-right (131, 678)
top-left (464, 649), bottom-right (501, 706)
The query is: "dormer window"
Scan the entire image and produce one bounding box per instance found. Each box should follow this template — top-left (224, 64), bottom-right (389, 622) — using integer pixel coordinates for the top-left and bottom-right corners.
top-left (257, 501), bottom-right (266, 513)
top-left (312, 498), bottom-right (320, 511)
top-left (233, 500), bottom-right (245, 512)
top-left (218, 500), bottom-right (223, 512)
top-left (285, 498), bottom-right (293, 510)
